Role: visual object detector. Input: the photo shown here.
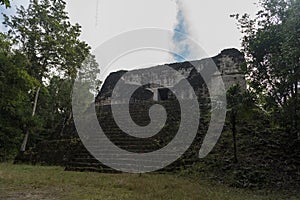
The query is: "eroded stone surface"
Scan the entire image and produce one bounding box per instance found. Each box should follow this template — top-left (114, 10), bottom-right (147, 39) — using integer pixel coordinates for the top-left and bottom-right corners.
top-left (96, 48), bottom-right (246, 105)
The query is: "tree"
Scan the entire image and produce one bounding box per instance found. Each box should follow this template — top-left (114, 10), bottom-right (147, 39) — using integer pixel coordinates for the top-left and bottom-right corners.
top-left (232, 0), bottom-right (300, 139)
top-left (3, 0), bottom-right (91, 151)
top-left (0, 0), bottom-right (10, 8)
top-left (227, 85), bottom-right (257, 163)
top-left (0, 33), bottom-right (39, 160)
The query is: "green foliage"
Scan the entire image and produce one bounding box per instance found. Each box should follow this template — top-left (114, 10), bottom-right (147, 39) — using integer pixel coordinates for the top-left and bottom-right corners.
top-left (227, 85), bottom-right (257, 116)
top-left (0, 34), bottom-right (39, 160)
top-left (227, 85), bottom-right (257, 163)
top-left (0, 0), bottom-right (101, 156)
top-left (232, 0), bottom-right (300, 137)
top-left (4, 0), bottom-right (90, 81)
top-left (0, 0), bottom-right (10, 8)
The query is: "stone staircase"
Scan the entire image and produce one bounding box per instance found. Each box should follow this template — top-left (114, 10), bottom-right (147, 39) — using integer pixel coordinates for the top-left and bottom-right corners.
top-left (65, 100), bottom-right (209, 173)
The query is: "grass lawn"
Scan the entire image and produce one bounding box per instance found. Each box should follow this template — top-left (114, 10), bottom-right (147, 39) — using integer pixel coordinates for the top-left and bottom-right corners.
top-left (0, 163), bottom-right (297, 200)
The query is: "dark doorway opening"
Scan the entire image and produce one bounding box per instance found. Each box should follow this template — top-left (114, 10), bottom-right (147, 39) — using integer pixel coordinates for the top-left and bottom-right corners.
top-left (158, 88), bottom-right (169, 101)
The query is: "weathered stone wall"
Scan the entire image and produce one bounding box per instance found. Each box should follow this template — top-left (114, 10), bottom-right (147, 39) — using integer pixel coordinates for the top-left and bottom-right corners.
top-left (96, 48), bottom-right (246, 105)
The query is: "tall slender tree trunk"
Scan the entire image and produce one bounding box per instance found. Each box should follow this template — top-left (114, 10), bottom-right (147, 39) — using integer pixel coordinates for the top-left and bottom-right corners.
top-left (20, 87), bottom-right (40, 152)
top-left (231, 112), bottom-right (238, 163)
top-left (60, 89), bottom-right (74, 137)
top-left (295, 81), bottom-right (299, 140)
top-left (60, 110), bottom-right (72, 137)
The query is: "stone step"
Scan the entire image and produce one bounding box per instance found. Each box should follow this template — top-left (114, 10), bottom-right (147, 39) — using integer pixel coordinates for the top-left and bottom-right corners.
top-left (77, 143), bottom-right (161, 149)
top-left (65, 102), bottom-right (203, 173)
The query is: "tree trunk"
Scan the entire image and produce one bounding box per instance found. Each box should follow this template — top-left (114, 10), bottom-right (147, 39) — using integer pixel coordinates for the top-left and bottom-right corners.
top-left (20, 87), bottom-right (40, 152)
top-left (231, 112), bottom-right (238, 163)
top-left (60, 110), bottom-right (72, 137)
top-left (294, 82), bottom-right (299, 140)
top-left (60, 89), bottom-right (74, 137)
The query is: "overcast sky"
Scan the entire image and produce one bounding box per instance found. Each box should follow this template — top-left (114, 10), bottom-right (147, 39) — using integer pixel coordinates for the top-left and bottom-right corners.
top-left (1, 0), bottom-right (259, 80)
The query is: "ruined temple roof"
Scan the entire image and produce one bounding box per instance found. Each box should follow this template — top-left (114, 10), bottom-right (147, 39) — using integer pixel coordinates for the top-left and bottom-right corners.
top-left (96, 48), bottom-right (245, 101)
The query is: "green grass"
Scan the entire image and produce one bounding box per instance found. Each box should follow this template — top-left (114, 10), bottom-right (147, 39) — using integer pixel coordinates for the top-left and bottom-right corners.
top-left (0, 163), bottom-right (296, 200)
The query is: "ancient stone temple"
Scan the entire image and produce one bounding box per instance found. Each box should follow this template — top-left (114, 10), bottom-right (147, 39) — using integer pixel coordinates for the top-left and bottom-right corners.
top-left (63, 48), bottom-right (246, 173)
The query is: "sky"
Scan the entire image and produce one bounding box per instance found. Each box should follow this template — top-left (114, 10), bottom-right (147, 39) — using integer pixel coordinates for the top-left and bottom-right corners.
top-left (172, 0), bottom-right (191, 62)
top-left (1, 0), bottom-right (260, 81)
